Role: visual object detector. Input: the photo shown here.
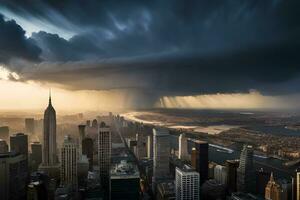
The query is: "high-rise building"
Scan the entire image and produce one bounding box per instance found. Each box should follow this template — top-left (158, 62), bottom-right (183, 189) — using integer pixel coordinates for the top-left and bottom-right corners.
top-left (208, 162), bottom-right (217, 179)
top-left (214, 164), bottom-right (227, 185)
top-left (156, 180), bottom-right (175, 200)
top-left (265, 173), bottom-right (281, 200)
top-left (256, 168), bottom-right (271, 197)
top-left (77, 155), bottom-right (89, 188)
top-left (78, 125), bottom-right (86, 156)
top-left (296, 168), bottom-right (300, 200)
top-left (191, 147), bottom-right (197, 169)
top-left (136, 132), bottom-right (147, 160)
top-left (86, 120), bottom-right (91, 127)
top-left (153, 128), bottom-right (171, 190)
top-left (147, 135), bottom-right (153, 159)
top-left (0, 152), bottom-right (27, 200)
top-left (25, 118), bottom-right (35, 135)
top-left (92, 119), bottom-right (98, 128)
top-left (237, 145), bottom-right (255, 193)
top-left (278, 179), bottom-right (292, 200)
top-left (42, 93), bottom-right (57, 166)
top-left (110, 160), bottom-right (140, 200)
top-left (30, 142), bottom-right (42, 171)
top-left (0, 139), bottom-right (8, 153)
top-left (201, 179), bottom-right (227, 200)
top-left (27, 181), bottom-right (47, 200)
top-left (226, 160), bottom-right (239, 194)
top-left (82, 137), bottom-right (94, 171)
top-left (178, 133), bottom-right (189, 161)
top-left (175, 165), bottom-right (200, 200)
top-left (0, 126), bottom-right (9, 141)
top-left (10, 133), bottom-right (28, 158)
top-left (98, 122), bottom-right (111, 195)
top-left (189, 139), bottom-right (209, 185)
top-left (60, 135), bottom-right (78, 189)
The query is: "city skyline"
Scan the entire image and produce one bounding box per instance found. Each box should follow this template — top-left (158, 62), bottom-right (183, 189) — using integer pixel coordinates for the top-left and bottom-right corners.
top-left (0, 1), bottom-right (300, 200)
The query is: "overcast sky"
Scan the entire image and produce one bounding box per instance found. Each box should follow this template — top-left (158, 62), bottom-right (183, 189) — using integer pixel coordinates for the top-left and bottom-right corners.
top-left (0, 0), bottom-right (299, 109)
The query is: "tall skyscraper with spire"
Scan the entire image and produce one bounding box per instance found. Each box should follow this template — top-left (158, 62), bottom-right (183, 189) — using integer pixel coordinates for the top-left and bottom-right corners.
top-left (42, 91), bottom-right (57, 166)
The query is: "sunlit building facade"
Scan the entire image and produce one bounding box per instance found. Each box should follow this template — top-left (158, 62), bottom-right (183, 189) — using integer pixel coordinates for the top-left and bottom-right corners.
top-left (175, 165), bottom-right (199, 200)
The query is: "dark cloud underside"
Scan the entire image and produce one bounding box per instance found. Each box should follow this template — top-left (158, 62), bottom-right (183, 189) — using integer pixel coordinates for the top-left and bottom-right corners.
top-left (0, 14), bottom-right (41, 63)
top-left (0, 0), bottom-right (300, 107)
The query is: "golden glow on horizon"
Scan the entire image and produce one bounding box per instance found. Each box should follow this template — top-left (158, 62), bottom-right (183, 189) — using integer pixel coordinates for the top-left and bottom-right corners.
top-left (0, 79), bottom-right (129, 112)
top-left (0, 66), bottom-right (297, 111)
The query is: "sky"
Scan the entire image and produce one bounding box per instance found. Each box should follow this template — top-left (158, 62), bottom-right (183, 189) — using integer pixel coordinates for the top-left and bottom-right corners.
top-left (0, 0), bottom-right (299, 111)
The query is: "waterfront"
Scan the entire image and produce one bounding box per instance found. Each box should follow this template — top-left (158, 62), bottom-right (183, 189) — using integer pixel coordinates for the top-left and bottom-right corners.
top-left (123, 110), bottom-right (300, 180)
top-left (244, 125), bottom-right (300, 137)
top-left (169, 134), bottom-right (295, 179)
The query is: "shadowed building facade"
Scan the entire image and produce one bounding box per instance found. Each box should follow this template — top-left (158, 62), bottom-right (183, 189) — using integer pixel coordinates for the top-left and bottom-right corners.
top-left (237, 145), bottom-right (255, 193)
top-left (42, 94), bottom-right (57, 166)
top-left (98, 122), bottom-right (111, 198)
top-left (152, 128), bottom-right (171, 192)
top-left (39, 94), bottom-right (59, 179)
top-left (189, 139), bottom-right (208, 185)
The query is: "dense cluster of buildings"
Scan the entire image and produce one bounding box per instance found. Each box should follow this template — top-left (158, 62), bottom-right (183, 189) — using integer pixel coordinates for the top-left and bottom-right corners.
top-left (0, 94), bottom-right (300, 200)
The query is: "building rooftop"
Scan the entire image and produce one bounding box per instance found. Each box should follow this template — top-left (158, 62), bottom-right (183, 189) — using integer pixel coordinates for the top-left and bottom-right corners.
top-left (188, 138), bottom-right (208, 144)
top-left (111, 160), bottom-right (140, 179)
top-left (157, 180), bottom-right (175, 197)
top-left (0, 151), bottom-right (20, 158)
top-left (176, 164), bottom-right (198, 174)
top-left (231, 192), bottom-right (263, 200)
top-left (11, 132), bottom-right (26, 137)
top-left (153, 128), bottom-right (170, 136)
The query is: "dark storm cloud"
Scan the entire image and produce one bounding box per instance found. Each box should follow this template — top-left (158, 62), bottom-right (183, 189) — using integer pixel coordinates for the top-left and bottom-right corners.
top-left (1, 0), bottom-right (300, 100)
top-left (0, 14), bottom-right (41, 63)
top-left (31, 31), bottom-right (105, 61)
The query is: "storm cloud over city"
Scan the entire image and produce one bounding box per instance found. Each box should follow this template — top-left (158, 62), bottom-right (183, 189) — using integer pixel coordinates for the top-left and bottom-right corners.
top-left (0, 0), bottom-right (300, 109)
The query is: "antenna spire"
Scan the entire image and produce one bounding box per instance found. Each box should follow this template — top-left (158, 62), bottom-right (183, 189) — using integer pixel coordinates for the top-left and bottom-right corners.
top-left (49, 88), bottom-right (52, 105)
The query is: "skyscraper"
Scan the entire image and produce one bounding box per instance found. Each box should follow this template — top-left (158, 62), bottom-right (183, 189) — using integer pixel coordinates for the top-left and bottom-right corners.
top-left (10, 133), bottom-right (28, 158)
top-left (191, 147), bottom-right (197, 169)
top-left (175, 165), bottom-right (200, 200)
top-left (0, 139), bottom-right (8, 153)
top-left (0, 126), bottom-right (9, 141)
top-left (226, 159), bottom-right (239, 194)
top-left (25, 118), bottom-right (35, 135)
top-left (30, 142), bottom-right (42, 171)
top-left (110, 160), bottom-right (140, 200)
top-left (265, 172), bottom-right (281, 200)
top-left (98, 122), bottom-right (111, 195)
top-left (178, 133), bottom-right (189, 161)
top-left (147, 135), bottom-right (153, 159)
top-left (92, 119), bottom-right (98, 128)
top-left (256, 168), bottom-right (271, 197)
top-left (78, 125), bottom-right (86, 156)
top-left (42, 93), bottom-right (57, 166)
top-left (153, 128), bottom-right (171, 191)
top-left (60, 135), bottom-right (78, 190)
top-left (136, 132), bottom-right (147, 160)
top-left (296, 168), bottom-right (300, 200)
top-left (0, 152), bottom-right (27, 200)
top-left (214, 165), bottom-right (227, 185)
top-left (237, 145), bottom-right (255, 193)
top-left (82, 137), bottom-right (94, 171)
top-left (189, 139), bottom-right (209, 185)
